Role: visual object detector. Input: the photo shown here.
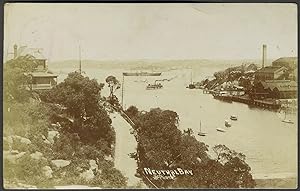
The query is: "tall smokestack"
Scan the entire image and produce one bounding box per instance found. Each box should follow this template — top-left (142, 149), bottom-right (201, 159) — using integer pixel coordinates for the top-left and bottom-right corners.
top-left (13, 44), bottom-right (18, 59)
top-left (262, 44), bottom-right (267, 68)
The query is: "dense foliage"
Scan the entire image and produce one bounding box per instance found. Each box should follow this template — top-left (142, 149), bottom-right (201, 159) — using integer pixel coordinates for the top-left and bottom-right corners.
top-left (4, 57), bottom-right (126, 188)
top-left (4, 55), bottom-right (39, 104)
top-left (126, 106), bottom-right (255, 188)
top-left (40, 72), bottom-right (115, 149)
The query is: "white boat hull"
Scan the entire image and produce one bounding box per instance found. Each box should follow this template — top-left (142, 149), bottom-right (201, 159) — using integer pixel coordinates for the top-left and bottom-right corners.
top-left (216, 128), bottom-right (226, 132)
top-left (198, 132), bottom-right (206, 136)
top-left (282, 120), bottom-right (294, 124)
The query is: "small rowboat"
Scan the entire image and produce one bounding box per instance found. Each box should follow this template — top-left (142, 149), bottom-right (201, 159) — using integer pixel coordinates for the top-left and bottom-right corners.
top-left (282, 119), bottom-right (294, 124)
top-left (230, 115), bottom-right (237, 120)
top-left (216, 128), bottom-right (226, 132)
top-left (225, 120), bottom-right (232, 127)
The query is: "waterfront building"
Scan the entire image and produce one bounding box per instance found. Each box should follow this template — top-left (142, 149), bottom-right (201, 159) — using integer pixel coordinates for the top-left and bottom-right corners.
top-left (253, 80), bottom-right (297, 99)
top-left (290, 69), bottom-right (297, 81)
top-left (255, 66), bottom-right (288, 81)
top-left (12, 44), bottom-right (58, 90)
top-left (272, 57), bottom-right (297, 71)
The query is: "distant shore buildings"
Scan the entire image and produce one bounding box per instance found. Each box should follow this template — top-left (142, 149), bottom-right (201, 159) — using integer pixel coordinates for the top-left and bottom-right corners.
top-left (252, 45), bottom-right (297, 99)
top-left (252, 80), bottom-right (297, 99)
top-left (10, 44), bottom-right (58, 90)
top-left (255, 57), bottom-right (297, 81)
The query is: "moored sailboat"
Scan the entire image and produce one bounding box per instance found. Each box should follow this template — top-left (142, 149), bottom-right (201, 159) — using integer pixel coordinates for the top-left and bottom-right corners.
top-left (282, 110), bottom-right (294, 124)
top-left (198, 120), bottom-right (207, 136)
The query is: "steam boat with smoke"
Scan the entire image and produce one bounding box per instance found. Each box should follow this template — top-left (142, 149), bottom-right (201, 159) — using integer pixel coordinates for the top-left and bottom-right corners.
top-left (146, 82), bottom-right (163, 90)
top-left (145, 77), bottom-right (175, 90)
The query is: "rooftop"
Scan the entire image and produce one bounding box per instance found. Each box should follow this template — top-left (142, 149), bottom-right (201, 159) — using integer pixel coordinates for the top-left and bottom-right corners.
top-left (28, 72), bottom-right (58, 78)
top-left (272, 57), bottom-right (297, 64)
top-left (18, 46), bottom-right (46, 60)
top-left (261, 80), bottom-right (297, 91)
top-left (256, 66), bottom-right (286, 73)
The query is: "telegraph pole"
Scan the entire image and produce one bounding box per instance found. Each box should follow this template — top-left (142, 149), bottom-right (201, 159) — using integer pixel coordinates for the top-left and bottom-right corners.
top-left (79, 45), bottom-right (82, 74)
top-left (121, 74), bottom-right (125, 109)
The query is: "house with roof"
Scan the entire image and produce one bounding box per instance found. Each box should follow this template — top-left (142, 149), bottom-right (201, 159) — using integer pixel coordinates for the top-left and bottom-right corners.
top-left (255, 66), bottom-right (288, 81)
top-left (12, 44), bottom-right (58, 90)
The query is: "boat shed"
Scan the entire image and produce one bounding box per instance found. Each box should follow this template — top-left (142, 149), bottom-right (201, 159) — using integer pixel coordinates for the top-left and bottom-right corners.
top-left (254, 80), bottom-right (297, 99)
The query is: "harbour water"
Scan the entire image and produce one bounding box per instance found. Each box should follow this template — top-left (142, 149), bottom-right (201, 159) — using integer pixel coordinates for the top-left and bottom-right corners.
top-left (53, 65), bottom-right (297, 178)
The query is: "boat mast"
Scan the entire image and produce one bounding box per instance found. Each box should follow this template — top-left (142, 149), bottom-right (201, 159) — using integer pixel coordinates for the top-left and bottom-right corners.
top-left (284, 110), bottom-right (287, 120)
top-left (199, 120), bottom-right (201, 133)
top-left (191, 69), bottom-right (193, 84)
top-left (121, 74), bottom-right (125, 109)
top-left (79, 45), bottom-right (82, 74)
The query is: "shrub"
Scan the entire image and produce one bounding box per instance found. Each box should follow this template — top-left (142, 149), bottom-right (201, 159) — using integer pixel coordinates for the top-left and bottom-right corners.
top-left (90, 168), bottom-right (127, 188)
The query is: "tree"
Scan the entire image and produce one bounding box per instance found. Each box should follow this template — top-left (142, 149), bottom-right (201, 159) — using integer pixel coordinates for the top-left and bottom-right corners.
top-left (128, 106), bottom-right (255, 188)
top-left (105, 75), bottom-right (120, 105)
top-left (4, 69), bottom-right (128, 188)
top-left (125, 106), bottom-right (139, 118)
top-left (183, 128), bottom-right (194, 136)
top-left (40, 72), bottom-right (114, 152)
top-left (4, 55), bottom-right (39, 104)
top-left (211, 144), bottom-right (255, 188)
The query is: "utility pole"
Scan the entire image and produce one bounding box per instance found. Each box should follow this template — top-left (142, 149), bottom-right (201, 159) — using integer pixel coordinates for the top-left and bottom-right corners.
top-left (79, 45), bottom-right (82, 74)
top-left (121, 74), bottom-right (125, 109)
top-left (262, 44), bottom-right (267, 68)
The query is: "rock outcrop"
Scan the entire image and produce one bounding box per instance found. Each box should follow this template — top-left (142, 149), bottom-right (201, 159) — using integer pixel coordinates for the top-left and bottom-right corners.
top-left (51, 160), bottom-right (71, 168)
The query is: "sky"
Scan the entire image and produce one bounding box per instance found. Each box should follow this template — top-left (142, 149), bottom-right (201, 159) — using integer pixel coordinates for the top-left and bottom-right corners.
top-left (3, 3), bottom-right (298, 62)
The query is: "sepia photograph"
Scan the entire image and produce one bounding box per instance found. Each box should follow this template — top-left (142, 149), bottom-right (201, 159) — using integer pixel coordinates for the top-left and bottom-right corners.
top-left (2, 2), bottom-right (298, 189)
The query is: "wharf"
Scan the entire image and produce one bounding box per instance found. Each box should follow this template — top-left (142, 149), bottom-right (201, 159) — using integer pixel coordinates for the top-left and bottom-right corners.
top-left (204, 89), bottom-right (281, 110)
top-left (231, 96), bottom-right (281, 110)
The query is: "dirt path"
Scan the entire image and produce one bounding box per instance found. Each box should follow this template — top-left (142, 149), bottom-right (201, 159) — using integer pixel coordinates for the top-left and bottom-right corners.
top-left (110, 112), bottom-right (142, 187)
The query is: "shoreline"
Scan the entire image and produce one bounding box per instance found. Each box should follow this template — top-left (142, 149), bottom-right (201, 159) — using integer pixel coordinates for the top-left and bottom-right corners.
top-left (252, 172), bottom-right (297, 180)
top-left (253, 172), bottom-right (297, 189)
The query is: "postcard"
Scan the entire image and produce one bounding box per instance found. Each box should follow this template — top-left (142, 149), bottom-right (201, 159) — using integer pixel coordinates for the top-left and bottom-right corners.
top-left (3, 3), bottom-right (298, 189)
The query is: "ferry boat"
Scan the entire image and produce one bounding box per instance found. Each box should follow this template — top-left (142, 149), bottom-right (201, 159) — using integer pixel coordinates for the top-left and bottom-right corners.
top-left (146, 83), bottom-right (163, 90)
top-left (187, 83), bottom-right (196, 89)
top-left (123, 72), bottom-right (162, 76)
top-left (213, 91), bottom-right (233, 103)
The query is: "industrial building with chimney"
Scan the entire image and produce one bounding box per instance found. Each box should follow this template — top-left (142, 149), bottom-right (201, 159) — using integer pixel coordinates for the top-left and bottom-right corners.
top-left (253, 45), bottom-right (297, 99)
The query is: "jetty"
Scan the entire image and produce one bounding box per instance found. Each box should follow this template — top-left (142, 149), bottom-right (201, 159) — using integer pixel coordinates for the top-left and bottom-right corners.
top-left (231, 96), bottom-right (281, 110)
top-left (209, 92), bottom-right (281, 110)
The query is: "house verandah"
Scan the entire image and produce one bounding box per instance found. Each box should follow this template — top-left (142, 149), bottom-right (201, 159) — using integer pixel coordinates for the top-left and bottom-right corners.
top-left (26, 72), bottom-right (58, 90)
top-left (10, 44), bottom-right (59, 91)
